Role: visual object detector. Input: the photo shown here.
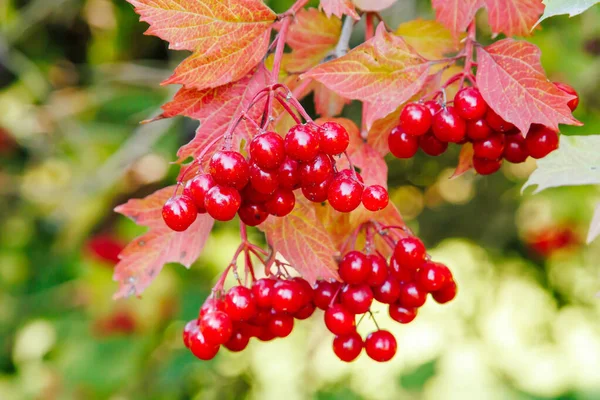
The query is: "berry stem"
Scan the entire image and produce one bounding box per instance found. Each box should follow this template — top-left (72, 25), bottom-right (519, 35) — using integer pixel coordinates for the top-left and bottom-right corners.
top-left (368, 310), bottom-right (381, 330)
top-left (275, 93), bottom-right (302, 124)
top-left (270, 16), bottom-right (292, 86)
top-left (459, 21), bottom-right (477, 89)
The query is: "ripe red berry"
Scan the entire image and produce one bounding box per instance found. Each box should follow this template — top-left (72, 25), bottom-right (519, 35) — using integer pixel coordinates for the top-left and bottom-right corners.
top-left (268, 313), bottom-right (294, 338)
top-left (241, 185), bottom-right (271, 204)
top-left (300, 153), bottom-right (333, 186)
top-left (473, 157), bottom-right (502, 175)
top-left (393, 237), bottom-right (426, 270)
top-left (554, 82), bottom-right (579, 111)
top-left (525, 125), bottom-right (559, 159)
top-left (302, 177), bottom-right (332, 203)
top-left (224, 329), bottom-right (250, 352)
top-left (389, 303), bottom-right (418, 324)
top-left (313, 280), bottom-right (341, 310)
top-left (362, 185), bottom-right (389, 211)
top-left (199, 296), bottom-right (225, 318)
top-left (249, 163), bottom-right (279, 195)
top-left (340, 284), bottom-right (374, 314)
top-left (485, 108), bottom-right (515, 132)
top-left (366, 254), bottom-right (389, 287)
top-left (419, 132), bottom-right (448, 156)
top-left (294, 302), bottom-right (316, 320)
top-left (249, 131), bottom-right (285, 170)
top-left (432, 279), bottom-right (457, 304)
top-left (338, 251), bottom-right (371, 284)
top-left (209, 150), bottom-right (250, 190)
top-left (224, 286), bottom-right (256, 321)
top-left (400, 103), bottom-right (432, 136)
top-left (335, 169), bottom-right (364, 183)
top-left (424, 100), bottom-right (442, 117)
top-left (183, 319), bottom-right (199, 348)
top-left (285, 124), bottom-right (320, 162)
top-left (328, 178), bottom-right (363, 213)
top-left (204, 185), bottom-right (241, 221)
top-left (388, 126), bottom-right (419, 159)
top-left (333, 332), bottom-right (363, 362)
top-left (372, 276), bottom-right (401, 304)
top-left (256, 326), bottom-right (277, 342)
top-left (415, 262), bottom-right (448, 292)
top-left (389, 257), bottom-right (415, 283)
top-left (466, 119), bottom-right (492, 141)
top-left (473, 133), bottom-right (505, 160)
top-left (272, 280), bottom-right (304, 313)
top-left (183, 174), bottom-right (215, 213)
top-left (365, 330), bottom-right (397, 362)
top-left (291, 277), bottom-right (314, 306)
top-left (188, 329), bottom-right (220, 360)
top-left (162, 195), bottom-right (197, 232)
top-left (324, 304), bottom-right (356, 335)
top-left (252, 278), bottom-right (275, 308)
top-left (250, 308), bottom-right (271, 326)
top-left (454, 87), bottom-right (488, 120)
top-left (503, 133), bottom-right (529, 163)
top-left (238, 202), bottom-right (268, 227)
top-left (319, 121), bottom-right (350, 155)
top-left (399, 282), bottom-right (427, 308)
top-left (278, 157), bottom-right (302, 190)
top-left (199, 311), bottom-right (233, 345)
top-left (265, 189), bottom-right (295, 217)
top-left (432, 106), bottom-right (466, 143)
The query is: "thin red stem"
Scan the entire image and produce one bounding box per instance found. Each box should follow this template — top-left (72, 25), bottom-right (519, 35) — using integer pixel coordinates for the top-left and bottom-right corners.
top-left (271, 17), bottom-right (292, 85)
top-left (275, 93), bottom-right (302, 124)
top-left (460, 22), bottom-right (477, 89)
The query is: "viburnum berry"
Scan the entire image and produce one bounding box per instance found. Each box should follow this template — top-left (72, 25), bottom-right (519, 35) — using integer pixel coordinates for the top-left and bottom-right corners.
top-left (224, 286), bottom-right (256, 321)
top-left (366, 254), bottom-right (389, 287)
top-left (265, 189), bottom-right (295, 217)
top-left (183, 174), bottom-right (215, 213)
top-left (241, 185), bottom-right (271, 204)
top-left (554, 82), bottom-right (579, 111)
top-left (503, 133), bottom-right (529, 164)
top-left (525, 125), bottom-right (559, 159)
top-left (335, 168), bottom-right (364, 183)
top-left (340, 284), bottom-right (374, 314)
top-left (415, 261), bottom-right (448, 292)
top-left (238, 202), bottom-right (268, 227)
top-left (423, 100), bottom-right (442, 117)
top-left (362, 185), bottom-right (389, 211)
top-left (454, 87), bottom-right (488, 120)
top-left (294, 302), bottom-right (316, 320)
top-left (324, 304), bottom-right (356, 335)
top-left (302, 177), bottom-right (332, 203)
top-left (333, 331), bottom-right (363, 362)
top-left (419, 132), bottom-right (448, 156)
top-left (183, 319), bottom-right (199, 348)
top-left (328, 178), bottom-right (363, 213)
top-left (249, 163), bottom-right (279, 195)
top-left (466, 119), bottom-right (492, 141)
top-left (204, 185), bottom-right (241, 221)
top-left (338, 251), bottom-right (371, 284)
top-left (400, 103), bottom-right (432, 136)
top-left (365, 330), bottom-right (397, 362)
top-left (372, 276), bottom-right (401, 304)
top-left (256, 326), bottom-right (277, 342)
top-left (209, 150), bottom-right (250, 190)
top-left (473, 133), bottom-right (505, 160)
top-left (389, 257), bottom-right (415, 283)
top-left (268, 313), bottom-right (294, 338)
top-left (389, 303), bottom-right (418, 324)
top-left (393, 237), bottom-right (426, 270)
top-left (199, 297), bottom-right (225, 318)
top-left (432, 106), bottom-right (467, 143)
top-left (388, 126), bottom-right (419, 159)
top-left (272, 280), bottom-right (305, 313)
top-left (432, 280), bottom-right (458, 304)
top-left (313, 280), bottom-right (340, 310)
top-left (285, 124), bottom-right (320, 162)
top-left (278, 157), bottom-right (302, 190)
top-left (224, 329), bottom-right (250, 352)
top-left (398, 282), bottom-right (427, 308)
top-left (485, 109), bottom-right (515, 132)
top-left (162, 195), bottom-right (197, 232)
top-left (291, 277), bottom-right (314, 306)
top-left (300, 153), bottom-right (333, 186)
top-left (249, 131), bottom-right (285, 170)
top-left (319, 121), bottom-right (350, 155)
top-left (473, 157), bottom-right (502, 175)
top-left (188, 329), bottom-right (220, 360)
top-left (199, 310), bottom-right (233, 345)
top-left (252, 278), bottom-right (275, 309)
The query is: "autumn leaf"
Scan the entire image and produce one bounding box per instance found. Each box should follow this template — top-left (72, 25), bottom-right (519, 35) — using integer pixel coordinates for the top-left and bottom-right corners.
top-left (537, 0), bottom-right (600, 25)
top-left (353, 0), bottom-right (398, 11)
top-left (313, 82), bottom-right (351, 117)
top-left (113, 187), bottom-right (214, 298)
top-left (395, 19), bottom-right (461, 59)
top-left (476, 39), bottom-right (581, 135)
top-left (320, 0), bottom-right (360, 20)
top-left (431, 0), bottom-right (484, 38)
top-left (260, 196), bottom-right (340, 284)
top-left (303, 23), bottom-right (430, 130)
top-left (127, 0), bottom-right (276, 91)
top-left (484, 0), bottom-right (544, 37)
top-left (451, 143), bottom-right (474, 178)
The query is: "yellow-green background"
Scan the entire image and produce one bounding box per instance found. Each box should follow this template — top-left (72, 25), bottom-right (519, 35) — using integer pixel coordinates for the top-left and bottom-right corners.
top-left (1, 0), bottom-right (600, 399)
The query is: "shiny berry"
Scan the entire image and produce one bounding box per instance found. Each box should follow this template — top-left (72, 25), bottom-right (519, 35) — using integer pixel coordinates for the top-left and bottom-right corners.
top-left (319, 121), bottom-right (350, 155)
top-left (419, 132), bottom-right (448, 156)
top-left (252, 278), bottom-right (275, 308)
top-left (341, 284), bottom-right (374, 314)
top-left (272, 280), bottom-right (304, 313)
top-left (366, 254), bottom-right (388, 287)
top-left (415, 261), bottom-right (448, 292)
top-left (183, 174), bottom-right (215, 213)
top-left (294, 302), bottom-right (316, 320)
top-left (365, 330), bottom-right (397, 362)
top-left (183, 319), bottom-right (199, 348)
top-left (224, 286), bottom-right (256, 321)
top-left (333, 332), bottom-right (363, 362)
top-left (300, 153), bottom-right (333, 186)
top-left (393, 237), bottom-right (426, 270)
top-left (285, 124), bottom-right (320, 162)
top-left (503, 133), bottom-right (529, 163)
top-left (466, 119), bottom-right (492, 141)
top-left (525, 125), bottom-right (559, 159)
top-left (372, 276), bottom-right (401, 304)
top-left (388, 126), bottom-right (418, 159)
top-left (314, 280), bottom-right (341, 310)
top-left (249, 132), bottom-right (285, 170)
top-left (424, 100), bottom-right (442, 117)
top-left (473, 133), bottom-right (505, 160)
top-left (362, 185), bottom-right (389, 211)
top-left (278, 157), bottom-right (302, 190)
top-left (389, 304), bottom-right (417, 324)
top-left (398, 282), bottom-right (427, 308)
top-left (302, 177), bottom-right (332, 203)
top-left (199, 311), bottom-right (233, 345)
top-left (432, 280), bottom-right (457, 304)
top-left (339, 251), bottom-right (370, 284)
top-left (256, 326), bottom-right (277, 342)
top-left (249, 163), bottom-right (279, 195)
top-left (485, 109), bottom-right (515, 132)
top-left (265, 189), bottom-right (295, 217)
top-left (432, 106), bottom-right (467, 143)
top-left (238, 202), bottom-right (268, 227)
top-left (389, 257), bottom-right (415, 283)
top-left (268, 313), bottom-right (294, 338)
top-left (162, 195), bottom-right (197, 232)
top-left (454, 87), bottom-right (488, 120)
top-left (473, 157), bottom-right (502, 175)
top-left (335, 169), bottom-right (364, 183)
top-left (199, 297), bottom-right (225, 318)
top-left (554, 82), bottom-right (579, 111)
top-left (224, 329), bottom-right (250, 352)
top-left (324, 304), bottom-right (356, 335)
top-left (291, 277), bottom-right (314, 306)
top-left (209, 150), bottom-right (249, 190)
top-left (328, 178), bottom-right (363, 213)
top-left (204, 185), bottom-right (241, 221)
top-left (400, 103), bottom-right (432, 136)
top-left (241, 185), bottom-right (271, 204)
top-left (189, 329), bottom-right (220, 360)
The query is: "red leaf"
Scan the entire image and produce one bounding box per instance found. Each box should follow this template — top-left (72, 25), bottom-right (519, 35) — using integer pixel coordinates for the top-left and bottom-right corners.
top-left (113, 187), bottom-right (214, 298)
top-left (485, 0), bottom-right (544, 37)
top-left (320, 0), bottom-right (360, 20)
top-left (260, 196), bottom-right (340, 284)
top-left (303, 23), bottom-right (430, 129)
top-left (476, 39), bottom-right (581, 135)
top-left (451, 143), bottom-right (474, 178)
top-left (431, 0), bottom-right (484, 38)
top-left (127, 0), bottom-right (276, 90)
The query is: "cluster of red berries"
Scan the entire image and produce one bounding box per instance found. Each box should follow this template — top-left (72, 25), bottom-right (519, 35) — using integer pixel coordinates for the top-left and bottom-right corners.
top-left (388, 82), bottom-right (579, 175)
top-left (162, 122), bottom-right (389, 232)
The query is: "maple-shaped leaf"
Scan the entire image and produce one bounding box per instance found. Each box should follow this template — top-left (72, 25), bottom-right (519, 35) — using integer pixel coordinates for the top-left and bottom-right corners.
top-left (113, 187), bottom-right (214, 298)
top-left (127, 0), bottom-right (276, 91)
top-left (260, 196), bottom-right (340, 284)
top-left (353, 0), bottom-right (398, 11)
top-left (538, 0), bottom-right (600, 25)
top-left (476, 39), bottom-right (581, 135)
top-left (484, 0), bottom-right (544, 37)
top-left (451, 143), bottom-right (474, 178)
top-left (320, 0), bottom-right (360, 20)
top-left (431, 0), bottom-right (484, 38)
top-left (303, 23), bottom-right (430, 130)
top-left (395, 19), bottom-right (462, 59)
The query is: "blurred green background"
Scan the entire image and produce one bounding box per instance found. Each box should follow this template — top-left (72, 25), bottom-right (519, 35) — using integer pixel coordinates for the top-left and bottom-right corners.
top-left (1, 0), bottom-right (600, 399)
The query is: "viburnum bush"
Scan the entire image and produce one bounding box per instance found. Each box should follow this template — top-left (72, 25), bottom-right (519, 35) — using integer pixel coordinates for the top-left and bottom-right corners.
top-left (116, 0), bottom-right (593, 362)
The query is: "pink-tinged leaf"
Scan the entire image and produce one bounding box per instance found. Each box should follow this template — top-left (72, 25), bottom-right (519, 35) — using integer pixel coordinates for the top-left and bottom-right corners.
top-left (587, 203), bottom-right (600, 244)
top-left (260, 196), bottom-right (340, 284)
top-left (451, 143), bottom-right (474, 178)
top-left (303, 23), bottom-right (430, 130)
top-left (320, 0), bottom-right (360, 20)
top-left (127, 0), bottom-right (276, 90)
top-left (353, 0), bottom-right (398, 11)
top-left (113, 187), bottom-right (214, 298)
top-left (485, 0), bottom-right (544, 37)
top-left (431, 0), bottom-right (484, 38)
top-left (476, 39), bottom-right (581, 135)
top-left (395, 19), bottom-right (462, 59)
top-left (313, 82), bottom-right (351, 117)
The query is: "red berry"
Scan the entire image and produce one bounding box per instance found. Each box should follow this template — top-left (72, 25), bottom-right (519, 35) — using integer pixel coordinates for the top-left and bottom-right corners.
top-left (319, 121), bottom-right (350, 155)
top-left (341, 284), bottom-right (374, 314)
top-left (454, 87), bottom-right (488, 120)
top-left (265, 189), bottom-right (295, 217)
top-left (188, 329), bottom-right (220, 360)
top-left (162, 195), bottom-right (197, 232)
top-left (365, 330), bottom-right (397, 362)
top-left (485, 109), bottom-right (515, 132)
top-left (432, 279), bottom-right (457, 304)
top-left (183, 319), bottom-right (199, 348)
top-left (224, 286), bottom-right (256, 321)
top-left (250, 308), bottom-right (271, 326)
top-left (252, 278), bottom-right (275, 308)
top-left (300, 153), bottom-right (333, 186)
top-left (393, 237), bottom-right (426, 270)
top-left (333, 332), bottom-right (363, 362)
top-left (389, 257), bottom-right (415, 283)
top-left (199, 297), bottom-right (225, 318)
top-left (388, 126), bottom-right (419, 159)
top-left (209, 151), bottom-right (249, 190)
top-left (366, 254), bottom-right (388, 287)
top-left (328, 178), bottom-right (363, 213)
top-left (204, 185), bottom-right (241, 221)
top-left (313, 280), bottom-right (340, 310)
top-left (339, 251), bottom-right (371, 285)
top-left (238, 202), bottom-right (268, 227)
top-left (183, 174), bottom-right (215, 213)
top-left (272, 280), bottom-right (304, 313)
top-left (241, 185), bottom-right (271, 204)
top-left (302, 176), bottom-right (332, 203)
top-left (424, 100), bottom-right (442, 117)
top-left (285, 124), bottom-right (320, 162)
top-left (415, 261), bottom-right (448, 292)
top-left (268, 313), bottom-right (294, 338)
top-left (256, 326), bottom-right (277, 342)
top-left (473, 133), bottom-right (505, 160)
top-left (419, 132), bottom-right (448, 156)
top-left (400, 103), bottom-right (432, 136)
top-left (199, 311), bottom-right (233, 345)
top-left (294, 302), bottom-right (316, 320)
top-left (291, 277), bottom-right (314, 306)
top-left (525, 125), bottom-right (559, 159)
top-left (362, 185), bottom-right (389, 211)
top-left (335, 169), bottom-right (364, 183)
top-left (278, 157), bottom-right (302, 190)
top-left (372, 276), bottom-right (401, 304)
top-left (432, 106), bottom-right (466, 143)
top-left (399, 282), bottom-right (427, 308)
top-left (324, 304), bottom-right (356, 335)
top-left (503, 133), bottom-right (529, 163)
top-left (249, 132), bottom-right (285, 170)
top-left (389, 303), bottom-right (417, 324)
top-left (473, 156), bottom-right (502, 175)
top-left (554, 82), bottom-right (579, 111)
top-left (249, 163), bottom-right (279, 195)
top-left (223, 329), bottom-right (250, 352)
top-left (466, 119), bottom-right (492, 141)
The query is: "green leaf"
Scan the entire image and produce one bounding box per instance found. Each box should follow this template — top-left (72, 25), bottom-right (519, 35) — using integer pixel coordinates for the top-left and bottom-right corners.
top-left (522, 135), bottom-right (600, 194)
top-left (537, 0), bottom-right (600, 25)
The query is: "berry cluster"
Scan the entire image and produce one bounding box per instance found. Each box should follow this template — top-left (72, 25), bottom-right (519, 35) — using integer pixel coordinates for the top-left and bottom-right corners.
top-left (388, 83), bottom-right (579, 175)
top-left (162, 122), bottom-right (389, 232)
